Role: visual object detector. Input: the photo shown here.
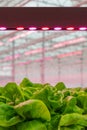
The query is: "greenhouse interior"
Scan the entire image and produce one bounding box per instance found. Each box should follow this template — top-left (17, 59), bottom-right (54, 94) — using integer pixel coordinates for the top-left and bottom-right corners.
top-left (0, 1), bottom-right (87, 88)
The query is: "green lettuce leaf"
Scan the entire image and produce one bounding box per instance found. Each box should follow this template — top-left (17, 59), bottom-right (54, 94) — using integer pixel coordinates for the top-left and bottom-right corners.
top-left (14, 99), bottom-right (51, 121)
top-left (0, 126), bottom-right (10, 130)
top-left (58, 125), bottom-right (85, 130)
top-left (20, 78), bottom-right (33, 87)
top-left (48, 91), bottom-right (64, 111)
top-left (32, 85), bottom-right (53, 109)
top-left (17, 120), bottom-right (47, 130)
top-left (54, 82), bottom-right (66, 91)
top-left (20, 78), bottom-right (44, 100)
top-left (3, 83), bottom-right (24, 105)
top-left (59, 113), bottom-right (87, 127)
top-left (62, 96), bottom-right (84, 114)
top-left (77, 94), bottom-right (87, 113)
top-left (0, 102), bottom-right (22, 127)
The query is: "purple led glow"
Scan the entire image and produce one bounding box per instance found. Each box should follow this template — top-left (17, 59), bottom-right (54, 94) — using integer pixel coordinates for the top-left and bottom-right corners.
top-left (16, 27), bottom-right (24, 30)
top-left (66, 27), bottom-right (74, 30)
top-left (54, 27), bottom-right (62, 30)
top-left (41, 27), bottom-right (49, 30)
top-left (79, 27), bottom-right (87, 30)
top-left (0, 26), bottom-right (87, 31)
top-left (0, 27), bottom-right (7, 30)
top-left (29, 27), bottom-right (37, 31)
top-left (58, 50), bottom-right (82, 58)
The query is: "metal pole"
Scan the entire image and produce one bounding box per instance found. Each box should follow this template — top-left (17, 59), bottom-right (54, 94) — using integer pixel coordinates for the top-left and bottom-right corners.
top-left (36, 0), bottom-right (39, 7)
top-left (41, 31), bottom-right (45, 83)
top-left (12, 41), bottom-right (15, 82)
top-left (80, 53), bottom-right (83, 87)
top-left (58, 57), bottom-right (61, 82)
top-left (80, 42), bottom-right (84, 87)
top-left (25, 64), bottom-right (28, 77)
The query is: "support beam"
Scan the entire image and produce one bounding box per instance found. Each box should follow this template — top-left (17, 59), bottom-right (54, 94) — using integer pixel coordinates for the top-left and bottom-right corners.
top-left (76, 1), bottom-right (87, 7)
top-left (15, 0), bottom-right (32, 7)
top-left (0, 32), bottom-right (70, 55)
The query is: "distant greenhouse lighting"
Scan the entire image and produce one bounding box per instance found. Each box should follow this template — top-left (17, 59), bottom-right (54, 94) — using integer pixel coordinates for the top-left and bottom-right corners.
top-left (58, 50), bottom-right (82, 58)
top-left (53, 37), bottom-right (86, 48)
top-left (25, 48), bottom-right (43, 55)
top-left (8, 31), bottom-right (33, 42)
top-left (0, 42), bottom-right (3, 46)
top-left (4, 54), bottom-right (20, 61)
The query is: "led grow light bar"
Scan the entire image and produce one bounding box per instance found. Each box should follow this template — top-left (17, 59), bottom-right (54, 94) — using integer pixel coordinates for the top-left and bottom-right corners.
top-left (0, 7), bottom-right (87, 30)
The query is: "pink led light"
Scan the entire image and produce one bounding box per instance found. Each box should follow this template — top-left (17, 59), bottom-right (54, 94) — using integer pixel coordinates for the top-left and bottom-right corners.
top-left (79, 27), bottom-right (87, 30)
top-left (0, 27), bottom-right (7, 30)
top-left (14, 54), bottom-right (20, 59)
top-left (58, 50), bottom-right (82, 58)
top-left (16, 27), bottom-right (24, 30)
top-left (25, 48), bottom-right (43, 55)
top-left (41, 27), bottom-right (49, 30)
top-left (54, 27), bottom-right (62, 30)
top-left (4, 54), bottom-right (20, 61)
top-left (66, 27), bottom-right (74, 30)
top-left (53, 37), bottom-right (86, 48)
top-left (29, 27), bottom-right (37, 31)
top-left (0, 42), bottom-right (3, 46)
top-left (9, 32), bottom-right (32, 42)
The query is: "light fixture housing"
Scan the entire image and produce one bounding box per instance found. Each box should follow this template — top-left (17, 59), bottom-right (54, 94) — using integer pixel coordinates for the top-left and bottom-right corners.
top-left (0, 7), bottom-right (87, 30)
